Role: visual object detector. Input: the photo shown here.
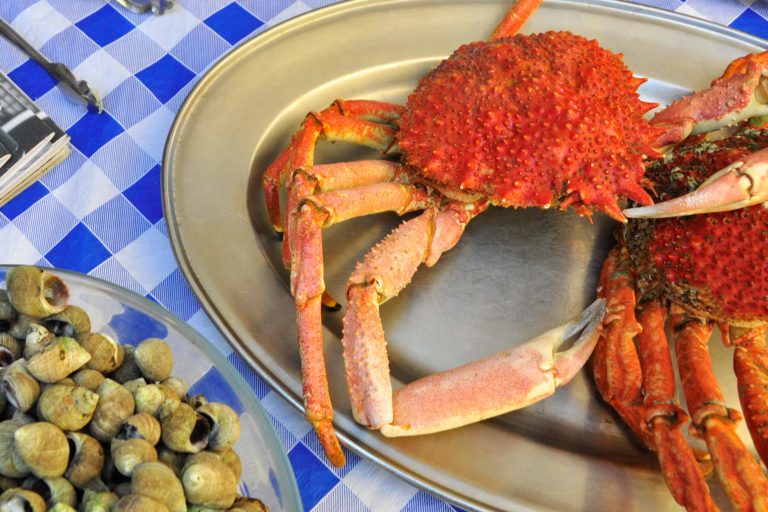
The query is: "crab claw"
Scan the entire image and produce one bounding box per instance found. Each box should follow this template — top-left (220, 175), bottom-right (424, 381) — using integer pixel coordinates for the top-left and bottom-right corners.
top-left (624, 147), bottom-right (768, 218)
top-left (651, 52), bottom-right (768, 149)
top-left (379, 298), bottom-right (606, 437)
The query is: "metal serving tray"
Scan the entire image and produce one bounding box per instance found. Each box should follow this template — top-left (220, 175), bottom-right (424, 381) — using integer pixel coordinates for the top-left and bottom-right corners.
top-left (163, 1), bottom-right (767, 509)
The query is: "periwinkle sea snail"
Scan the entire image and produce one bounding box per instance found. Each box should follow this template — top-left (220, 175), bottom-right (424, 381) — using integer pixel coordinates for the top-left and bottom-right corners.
top-left (0, 266), bottom-right (266, 511)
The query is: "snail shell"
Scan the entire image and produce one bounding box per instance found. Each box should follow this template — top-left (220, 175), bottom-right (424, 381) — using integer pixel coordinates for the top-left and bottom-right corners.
top-left (133, 383), bottom-right (165, 417)
top-left (22, 476), bottom-right (77, 508)
top-left (197, 403), bottom-right (241, 452)
top-left (218, 448), bottom-right (242, 482)
top-left (43, 305), bottom-right (91, 338)
top-left (23, 323), bottom-right (54, 359)
top-left (13, 422), bottom-right (69, 478)
top-left (0, 290), bottom-right (14, 321)
top-left (0, 487), bottom-right (46, 512)
top-left (89, 379), bottom-right (135, 442)
top-left (159, 377), bottom-right (187, 400)
top-left (36, 384), bottom-right (99, 431)
top-left (159, 400), bottom-right (210, 453)
top-left (47, 503), bottom-right (78, 512)
top-left (131, 461), bottom-right (186, 512)
top-left (229, 496), bottom-right (269, 512)
top-left (81, 488), bottom-right (119, 512)
top-left (8, 315), bottom-right (38, 340)
top-left (6, 266), bottom-right (69, 318)
top-left (71, 368), bottom-right (105, 392)
top-left (113, 494), bottom-right (170, 512)
top-left (110, 438), bottom-right (157, 477)
top-left (0, 476), bottom-right (18, 492)
top-left (0, 418), bottom-right (33, 478)
top-left (135, 339), bottom-right (173, 382)
top-left (110, 345), bottom-right (142, 384)
top-left (26, 337), bottom-right (91, 383)
top-left (77, 333), bottom-right (124, 374)
top-left (122, 378), bottom-right (147, 395)
top-left (0, 333), bottom-right (21, 362)
top-left (64, 432), bottom-right (105, 489)
top-left (184, 393), bottom-right (208, 409)
top-left (156, 445), bottom-right (185, 477)
top-left (181, 451), bottom-right (237, 509)
top-left (118, 413), bottom-right (161, 446)
top-left (2, 359), bottom-right (41, 413)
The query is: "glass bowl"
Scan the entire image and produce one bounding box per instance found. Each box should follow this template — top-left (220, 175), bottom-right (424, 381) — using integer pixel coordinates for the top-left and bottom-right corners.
top-left (0, 265), bottom-right (302, 512)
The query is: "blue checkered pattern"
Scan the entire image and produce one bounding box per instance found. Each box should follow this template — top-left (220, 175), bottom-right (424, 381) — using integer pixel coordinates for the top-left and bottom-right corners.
top-left (0, 1), bottom-right (765, 510)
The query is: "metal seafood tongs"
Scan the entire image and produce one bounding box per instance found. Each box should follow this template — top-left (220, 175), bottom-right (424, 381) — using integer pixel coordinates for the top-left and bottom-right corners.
top-left (0, 17), bottom-right (103, 113)
top-left (114, 0), bottom-right (175, 15)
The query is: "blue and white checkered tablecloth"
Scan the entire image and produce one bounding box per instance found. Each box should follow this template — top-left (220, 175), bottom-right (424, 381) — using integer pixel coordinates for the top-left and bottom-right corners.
top-left (0, 1), bottom-right (766, 511)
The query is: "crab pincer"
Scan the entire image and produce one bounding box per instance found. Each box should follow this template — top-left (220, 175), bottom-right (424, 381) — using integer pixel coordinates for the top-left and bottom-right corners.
top-left (377, 299), bottom-right (606, 437)
top-left (625, 51), bottom-right (768, 219)
top-left (624, 146), bottom-right (768, 218)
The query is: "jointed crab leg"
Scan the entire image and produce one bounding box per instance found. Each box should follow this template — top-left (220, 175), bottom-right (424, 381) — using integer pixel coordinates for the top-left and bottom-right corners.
top-left (732, 327), bottom-right (768, 466)
top-left (593, 247), bottom-right (649, 445)
top-left (283, 110), bottom-right (400, 266)
top-left (342, 200), bottom-right (605, 436)
top-left (262, 99), bottom-right (404, 233)
top-left (594, 249), bottom-right (715, 511)
top-left (672, 310), bottom-right (768, 510)
top-left (292, 174), bottom-right (439, 467)
top-left (636, 302), bottom-right (716, 512)
top-left (342, 202), bottom-right (483, 429)
top-left (490, 0), bottom-right (542, 40)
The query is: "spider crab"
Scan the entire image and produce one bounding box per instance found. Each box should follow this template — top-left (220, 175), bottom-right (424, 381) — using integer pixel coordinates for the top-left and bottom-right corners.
top-left (595, 54), bottom-right (768, 510)
top-left (262, 0), bottom-right (662, 466)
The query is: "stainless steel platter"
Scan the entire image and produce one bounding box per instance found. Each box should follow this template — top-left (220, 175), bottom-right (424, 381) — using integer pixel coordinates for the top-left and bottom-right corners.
top-left (162, 1), bottom-right (768, 510)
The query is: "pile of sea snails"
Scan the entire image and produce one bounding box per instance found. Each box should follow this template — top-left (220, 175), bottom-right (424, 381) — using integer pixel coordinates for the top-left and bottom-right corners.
top-left (0, 266), bottom-right (267, 512)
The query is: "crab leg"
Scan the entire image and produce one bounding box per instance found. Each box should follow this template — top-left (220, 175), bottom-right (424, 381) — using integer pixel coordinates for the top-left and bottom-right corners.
top-left (283, 110), bottom-right (399, 266)
top-left (731, 327), bottom-right (768, 466)
top-left (672, 309), bottom-right (768, 510)
top-left (650, 52), bottom-right (768, 149)
top-left (291, 172), bottom-right (438, 466)
top-left (624, 146), bottom-right (768, 218)
top-left (341, 201), bottom-right (604, 435)
top-left (380, 298), bottom-right (604, 437)
top-left (490, 0), bottom-right (542, 40)
top-left (262, 99), bottom-right (404, 233)
top-left (636, 301), bottom-right (716, 512)
top-left (342, 202), bottom-right (482, 429)
top-left (592, 247), bottom-right (650, 445)
top-left (594, 252), bottom-right (716, 510)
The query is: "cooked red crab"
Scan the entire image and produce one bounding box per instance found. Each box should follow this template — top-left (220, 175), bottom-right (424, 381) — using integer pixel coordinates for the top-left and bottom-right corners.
top-left (262, 0), bottom-right (667, 467)
top-left (595, 61), bottom-right (768, 509)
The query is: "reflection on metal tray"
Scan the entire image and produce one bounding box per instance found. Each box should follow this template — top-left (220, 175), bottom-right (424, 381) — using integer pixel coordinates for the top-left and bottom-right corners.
top-left (163, 1), bottom-right (768, 510)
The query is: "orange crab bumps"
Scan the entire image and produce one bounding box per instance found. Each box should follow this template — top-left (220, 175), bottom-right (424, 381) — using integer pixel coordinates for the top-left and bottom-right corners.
top-left (629, 129), bottom-right (768, 325)
top-left (397, 31), bottom-right (661, 221)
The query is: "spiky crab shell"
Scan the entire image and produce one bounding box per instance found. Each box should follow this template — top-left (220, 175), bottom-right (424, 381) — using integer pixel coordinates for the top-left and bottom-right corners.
top-left (626, 128), bottom-right (768, 325)
top-left (397, 31), bottom-right (661, 220)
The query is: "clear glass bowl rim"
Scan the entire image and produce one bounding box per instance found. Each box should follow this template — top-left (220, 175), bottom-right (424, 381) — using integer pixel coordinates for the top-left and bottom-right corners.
top-left (0, 264), bottom-right (303, 511)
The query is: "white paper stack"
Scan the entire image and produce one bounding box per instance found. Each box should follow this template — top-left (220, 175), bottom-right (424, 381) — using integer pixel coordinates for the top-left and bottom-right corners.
top-left (0, 71), bottom-right (70, 205)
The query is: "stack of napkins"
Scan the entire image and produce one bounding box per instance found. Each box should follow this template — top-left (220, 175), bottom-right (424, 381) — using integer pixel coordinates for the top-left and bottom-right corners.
top-left (0, 70), bottom-right (70, 205)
